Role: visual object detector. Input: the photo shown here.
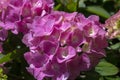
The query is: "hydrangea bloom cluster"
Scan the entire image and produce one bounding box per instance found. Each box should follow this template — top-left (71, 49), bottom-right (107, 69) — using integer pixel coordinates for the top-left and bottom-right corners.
top-left (105, 10), bottom-right (120, 39)
top-left (0, 0), bottom-right (53, 54)
top-left (0, 0), bottom-right (54, 34)
top-left (0, 0), bottom-right (108, 80)
top-left (23, 11), bottom-right (108, 80)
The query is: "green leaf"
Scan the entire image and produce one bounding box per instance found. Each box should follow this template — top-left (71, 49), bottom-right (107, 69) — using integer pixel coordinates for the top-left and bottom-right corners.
top-left (54, 4), bottom-right (62, 10)
top-left (67, 2), bottom-right (77, 12)
top-left (95, 61), bottom-right (119, 76)
top-left (0, 68), bottom-right (7, 80)
top-left (0, 50), bottom-right (18, 64)
top-left (99, 77), bottom-right (104, 80)
top-left (0, 54), bottom-right (4, 59)
top-left (0, 52), bottom-right (13, 64)
top-left (110, 42), bottom-right (120, 50)
top-left (86, 6), bottom-right (110, 18)
top-left (78, 0), bottom-right (86, 8)
top-left (105, 76), bottom-right (120, 80)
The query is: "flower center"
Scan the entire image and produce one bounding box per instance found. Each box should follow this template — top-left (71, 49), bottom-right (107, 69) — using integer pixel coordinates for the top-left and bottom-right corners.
top-left (82, 42), bottom-right (90, 52)
top-left (62, 51), bottom-right (68, 58)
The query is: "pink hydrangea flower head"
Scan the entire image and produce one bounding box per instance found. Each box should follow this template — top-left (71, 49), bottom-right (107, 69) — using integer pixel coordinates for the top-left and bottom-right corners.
top-left (67, 54), bottom-right (90, 80)
top-left (0, 0), bottom-right (10, 11)
top-left (0, 0), bottom-right (54, 34)
top-left (56, 46), bottom-right (76, 63)
top-left (105, 10), bottom-right (120, 39)
top-left (23, 11), bottom-right (108, 80)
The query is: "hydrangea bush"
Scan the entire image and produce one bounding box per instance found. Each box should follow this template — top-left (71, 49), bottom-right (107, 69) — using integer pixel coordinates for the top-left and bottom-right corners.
top-left (0, 0), bottom-right (120, 80)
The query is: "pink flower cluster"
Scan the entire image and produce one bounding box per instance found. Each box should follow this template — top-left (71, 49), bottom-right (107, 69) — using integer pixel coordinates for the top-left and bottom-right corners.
top-left (23, 11), bottom-right (108, 80)
top-left (0, 0), bottom-right (108, 80)
top-left (0, 0), bottom-right (54, 34)
top-left (105, 10), bottom-right (120, 39)
top-left (0, 0), bottom-right (53, 52)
